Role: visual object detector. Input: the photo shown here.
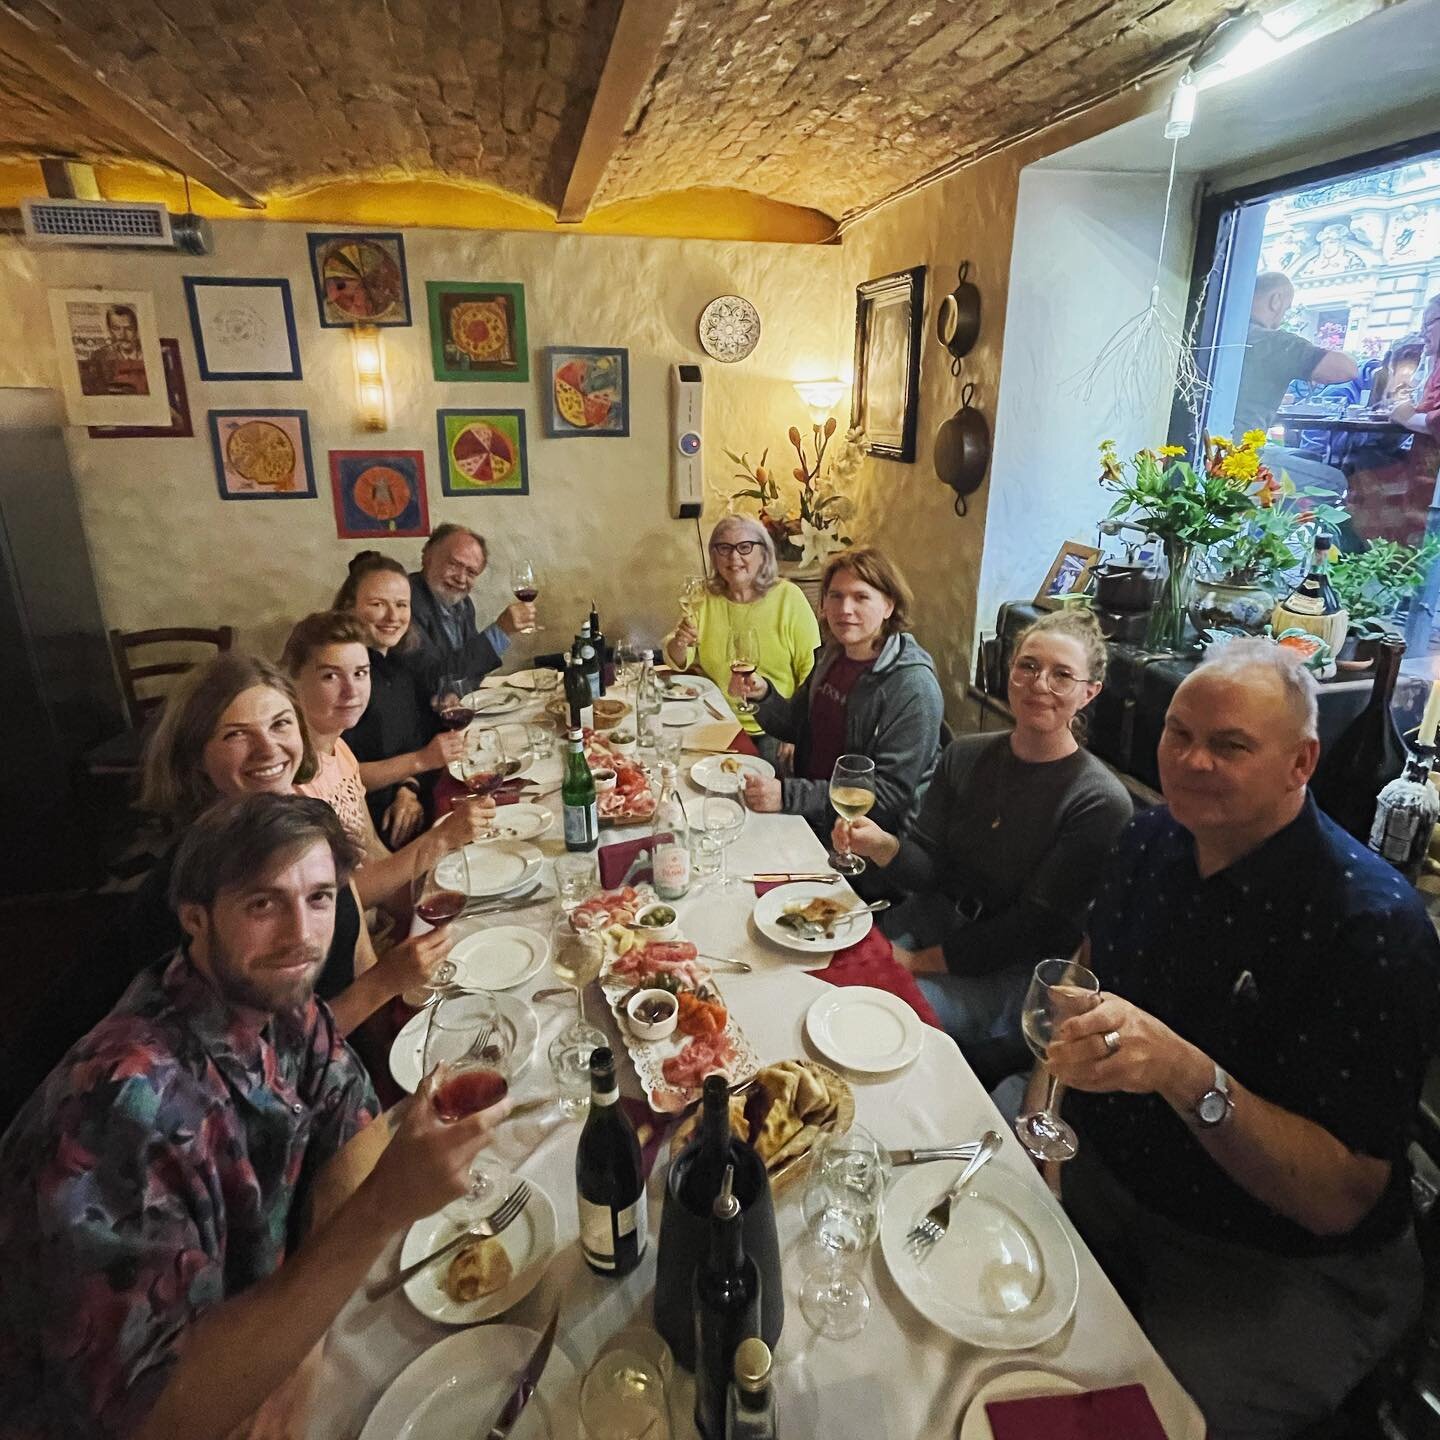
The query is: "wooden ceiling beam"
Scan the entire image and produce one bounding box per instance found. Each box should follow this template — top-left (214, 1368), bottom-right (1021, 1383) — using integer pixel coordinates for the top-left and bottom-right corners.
top-left (0, 3), bottom-right (264, 209)
top-left (556, 0), bottom-right (679, 224)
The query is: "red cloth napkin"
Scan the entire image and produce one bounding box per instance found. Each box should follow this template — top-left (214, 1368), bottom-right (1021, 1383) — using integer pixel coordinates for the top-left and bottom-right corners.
top-left (984, 1386), bottom-right (1167, 1440)
top-left (598, 834), bottom-right (655, 889)
top-left (433, 772), bottom-right (536, 815)
top-left (751, 881), bottom-right (942, 1030)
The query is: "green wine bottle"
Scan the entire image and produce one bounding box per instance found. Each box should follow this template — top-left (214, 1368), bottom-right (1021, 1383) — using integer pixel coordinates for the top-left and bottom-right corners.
top-left (563, 727), bottom-right (599, 852)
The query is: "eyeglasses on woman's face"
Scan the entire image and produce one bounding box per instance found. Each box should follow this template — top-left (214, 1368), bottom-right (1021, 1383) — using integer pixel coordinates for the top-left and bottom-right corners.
top-left (711, 541), bottom-right (761, 559)
top-left (1010, 655), bottom-right (1089, 696)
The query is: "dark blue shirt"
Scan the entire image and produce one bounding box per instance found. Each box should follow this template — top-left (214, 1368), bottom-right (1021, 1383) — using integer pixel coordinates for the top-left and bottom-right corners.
top-left (1066, 794), bottom-right (1439, 1256)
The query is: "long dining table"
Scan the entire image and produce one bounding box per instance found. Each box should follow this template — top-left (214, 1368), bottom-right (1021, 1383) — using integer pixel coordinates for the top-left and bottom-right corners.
top-left (306, 671), bottom-right (1205, 1440)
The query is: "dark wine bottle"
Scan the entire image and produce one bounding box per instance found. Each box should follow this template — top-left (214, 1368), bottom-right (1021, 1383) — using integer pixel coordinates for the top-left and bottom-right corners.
top-left (1312, 636), bottom-right (1407, 841)
top-left (655, 1075), bottom-right (783, 1369)
top-left (1282, 533), bottom-right (1343, 617)
top-left (589, 599), bottom-right (607, 697)
top-left (564, 645), bottom-right (593, 732)
top-left (575, 1047), bottom-right (647, 1276)
top-left (693, 1166), bottom-right (761, 1440)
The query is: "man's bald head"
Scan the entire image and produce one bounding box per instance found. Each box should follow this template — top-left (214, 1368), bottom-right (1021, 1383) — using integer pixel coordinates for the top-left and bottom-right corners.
top-left (1252, 272), bottom-right (1295, 329)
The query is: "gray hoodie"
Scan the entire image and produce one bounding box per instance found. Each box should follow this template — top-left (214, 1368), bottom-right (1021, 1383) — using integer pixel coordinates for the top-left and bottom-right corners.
top-left (754, 631), bottom-right (945, 838)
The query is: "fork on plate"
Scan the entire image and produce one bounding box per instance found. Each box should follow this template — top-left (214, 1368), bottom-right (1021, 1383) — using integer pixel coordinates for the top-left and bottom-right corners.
top-left (904, 1131), bottom-right (1002, 1261)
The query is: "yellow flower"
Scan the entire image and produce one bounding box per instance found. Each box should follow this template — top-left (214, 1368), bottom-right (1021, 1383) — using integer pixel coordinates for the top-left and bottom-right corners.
top-left (1159, 445), bottom-right (1187, 457)
top-left (1217, 450), bottom-right (1260, 482)
top-left (1241, 429), bottom-right (1268, 449)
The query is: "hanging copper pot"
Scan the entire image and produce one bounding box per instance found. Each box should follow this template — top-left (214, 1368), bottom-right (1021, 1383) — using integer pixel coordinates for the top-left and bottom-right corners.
top-left (934, 381), bottom-right (991, 516)
top-left (936, 261), bottom-right (981, 374)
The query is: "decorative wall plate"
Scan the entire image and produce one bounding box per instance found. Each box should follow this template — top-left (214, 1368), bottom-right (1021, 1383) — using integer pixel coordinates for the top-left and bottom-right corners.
top-left (698, 294), bottom-right (761, 362)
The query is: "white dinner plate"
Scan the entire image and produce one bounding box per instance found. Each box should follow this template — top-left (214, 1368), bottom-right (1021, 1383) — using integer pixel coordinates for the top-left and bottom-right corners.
top-left (436, 841), bottom-right (543, 898)
top-left (958, 1369), bottom-right (1084, 1440)
top-left (482, 803), bottom-right (553, 844)
top-left (662, 701), bottom-right (701, 727)
top-left (753, 879), bottom-right (873, 954)
top-left (358, 1322), bottom-right (579, 1440)
top-left (665, 679), bottom-right (705, 700)
top-left (805, 986), bottom-right (923, 1074)
top-left (466, 688), bottom-right (527, 718)
top-left (448, 925), bottom-right (549, 991)
top-left (880, 1160), bottom-right (1080, 1350)
top-left (388, 991), bottom-right (539, 1093)
top-left (690, 752), bottom-right (774, 793)
top-left (398, 1173), bottom-right (558, 1325)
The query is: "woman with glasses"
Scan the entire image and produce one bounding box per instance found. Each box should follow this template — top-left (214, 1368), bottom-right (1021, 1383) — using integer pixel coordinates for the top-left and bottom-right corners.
top-left (664, 515), bottom-right (821, 757)
top-left (842, 608), bottom-right (1131, 1080)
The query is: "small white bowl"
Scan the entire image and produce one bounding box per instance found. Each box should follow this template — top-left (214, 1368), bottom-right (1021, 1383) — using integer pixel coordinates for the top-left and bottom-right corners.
top-left (626, 988), bottom-right (678, 1041)
top-left (590, 767), bottom-right (617, 793)
top-left (630, 902), bottom-right (679, 941)
top-left (608, 729), bottom-right (637, 755)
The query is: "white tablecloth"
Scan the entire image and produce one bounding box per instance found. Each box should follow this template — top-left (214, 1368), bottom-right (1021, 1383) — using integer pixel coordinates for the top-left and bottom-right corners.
top-left (308, 676), bottom-right (1203, 1439)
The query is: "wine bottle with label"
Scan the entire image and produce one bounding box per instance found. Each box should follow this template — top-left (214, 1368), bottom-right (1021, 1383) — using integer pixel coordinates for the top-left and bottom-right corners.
top-left (565, 646), bottom-right (594, 732)
top-left (563, 727), bottom-right (599, 853)
top-left (1312, 636), bottom-right (1407, 841)
top-left (1369, 680), bottom-right (1440, 880)
top-left (580, 629), bottom-right (601, 701)
top-left (652, 762), bottom-right (691, 901)
top-left (589, 599), bottom-right (607, 697)
top-left (575, 1047), bottom-right (647, 1277)
top-left (694, 1166), bottom-right (761, 1440)
top-left (1273, 531), bottom-right (1348, 652)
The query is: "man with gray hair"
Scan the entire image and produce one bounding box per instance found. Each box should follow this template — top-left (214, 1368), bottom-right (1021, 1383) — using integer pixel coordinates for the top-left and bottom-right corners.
top-left (1041, 639), bottom-right (1437, 1438)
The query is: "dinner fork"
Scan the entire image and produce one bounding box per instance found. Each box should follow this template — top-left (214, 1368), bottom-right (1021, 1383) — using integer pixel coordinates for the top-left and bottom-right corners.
top-left (366, 1180), bottom-right (531, 1301)
top-left (904, 1130), bottom-right (1002, 1260)
top-left (790, 899), bottom-right (891, 940)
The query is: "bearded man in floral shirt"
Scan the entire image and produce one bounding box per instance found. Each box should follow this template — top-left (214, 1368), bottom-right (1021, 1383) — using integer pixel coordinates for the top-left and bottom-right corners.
top-left (0, 793), bottom-right (511, 1440)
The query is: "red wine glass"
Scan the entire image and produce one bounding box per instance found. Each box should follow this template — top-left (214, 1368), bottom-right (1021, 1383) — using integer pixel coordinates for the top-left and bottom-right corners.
top-left (433, 674), bottom-right (474, 731)
top-left (411, 849), bottom-right (469, 989)
top-left (511, 560), bottom-right (542, 633)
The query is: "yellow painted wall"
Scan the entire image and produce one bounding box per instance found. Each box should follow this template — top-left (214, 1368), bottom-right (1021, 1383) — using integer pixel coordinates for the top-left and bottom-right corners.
top-left (0, 219), bottom-right (846, 657)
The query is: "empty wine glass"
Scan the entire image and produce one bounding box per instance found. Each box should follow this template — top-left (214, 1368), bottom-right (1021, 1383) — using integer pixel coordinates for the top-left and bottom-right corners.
top-left (798, 1126), bottom-right (889, 1339)
top-left (423, 991), bottom-right (516, 1213)
top-left (1014, 957), bottom-right (1101, 1163)
top-left (727, 627), bottom-right (760, 715)
top-left (511, 559), bottom-right (542, 633)
top-left (702, 791), bottom-right (747, 893)
top-left (828, 754), bottom-right (876, 876)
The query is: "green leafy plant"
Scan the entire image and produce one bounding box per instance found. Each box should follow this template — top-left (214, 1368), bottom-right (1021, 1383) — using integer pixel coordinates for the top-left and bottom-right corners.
top-left (1098, 435), bottom-right (1267, 548)
top-left (1205, 491), bottom-right (1349, 587)
top-left (1330, 536), bottom-right (1440, 624)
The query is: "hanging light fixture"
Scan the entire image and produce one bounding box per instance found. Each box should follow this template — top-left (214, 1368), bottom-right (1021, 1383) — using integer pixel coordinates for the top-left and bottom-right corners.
top-left (793, 378), bottom-right (848, 423)
top-left (351, 324), bottom-right (389, 431)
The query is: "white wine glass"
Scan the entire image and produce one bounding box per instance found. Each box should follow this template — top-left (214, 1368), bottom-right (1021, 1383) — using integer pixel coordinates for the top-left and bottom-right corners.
top-left (550, 910), bottom-right (608, 1045)
top-left (1014, 957), bottom-right (1101, 1163)
top-left (679, 575), bottom-right (707, 623)
top-left (727, 627), bottom-right (760, 715)
top-left (828, 754), bottom-right (876, 876)
top-left (702, 791), bottom-right (747, 893)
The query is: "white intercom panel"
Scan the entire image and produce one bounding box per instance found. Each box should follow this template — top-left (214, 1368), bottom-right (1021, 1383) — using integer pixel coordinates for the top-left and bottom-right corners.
top-left (670, 363), bottom-right (703, 520)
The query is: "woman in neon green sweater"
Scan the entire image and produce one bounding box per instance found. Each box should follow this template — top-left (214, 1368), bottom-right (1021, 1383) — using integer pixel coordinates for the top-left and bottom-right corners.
top-left (665, 515), bottom-right (821, 757)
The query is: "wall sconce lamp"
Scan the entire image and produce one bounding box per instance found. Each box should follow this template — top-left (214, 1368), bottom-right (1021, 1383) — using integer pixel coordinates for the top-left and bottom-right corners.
top-left (793, 378), bottom-right (848, 423)
top-left (352, 324), bottom-right (389, 431)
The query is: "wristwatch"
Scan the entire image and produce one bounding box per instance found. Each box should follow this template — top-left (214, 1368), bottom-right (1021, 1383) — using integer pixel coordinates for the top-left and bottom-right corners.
top-left (1192, 1064), bottom-right (1234, 1129)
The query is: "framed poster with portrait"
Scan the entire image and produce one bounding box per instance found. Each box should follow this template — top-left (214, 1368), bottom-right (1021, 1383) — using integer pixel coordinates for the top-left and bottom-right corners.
top-left (47, 288), bottom-right (170, 428)
top-left (184, 276), bottom-right (303, 381)
top-left (307, 232), bottom-right (411, 327)
top-left (1035, 541), bottom-right (1101, 609)
top-left (850, 266), bottom-right (926, 462)
top-left (208, 409), bottom-right (315, 500)
top-left (329, 449), bottom-right (429, 538)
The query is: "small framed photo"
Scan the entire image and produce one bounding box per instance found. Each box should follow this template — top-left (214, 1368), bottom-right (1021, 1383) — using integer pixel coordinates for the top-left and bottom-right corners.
top-left (542, 346), bottom-right (629, 437)
top-left (427, 281), bottom-right (528, 382)
top-left (1035, 541), bottom-right (1101, 609)
top-left (307, 232), bottom-right (411, 327)
top-left (184, 276), bottom-right (303, 381)
top-left (208, 409), bottom-right (315, 501)
top-left (87, 337), bottom-right (192, 438)
top-left (48, 288), bottom-right (170, 428)
top-left (330, 449), bottom-right (430, 538)
top-left (436, 409), bottom-right (529, 497)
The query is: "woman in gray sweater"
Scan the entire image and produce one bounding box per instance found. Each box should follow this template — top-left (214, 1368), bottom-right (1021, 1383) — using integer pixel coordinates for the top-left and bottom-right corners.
top-left (843, 608), bottom-right (1131, 1080)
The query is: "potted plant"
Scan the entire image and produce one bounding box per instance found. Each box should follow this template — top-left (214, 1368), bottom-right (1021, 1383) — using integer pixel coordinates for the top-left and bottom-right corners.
top-left (1193, 483), bottom-right (1349, 638)
top-left (1098, 432), bottom-right (1272, 652)
top-left (1329, 536), bottom-right (1440, 663)
top-left (727, 419), bottom-right (864, 570)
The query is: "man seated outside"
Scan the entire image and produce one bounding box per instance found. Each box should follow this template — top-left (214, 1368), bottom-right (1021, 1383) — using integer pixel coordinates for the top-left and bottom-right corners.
top-left (1040, 640), bottom-right (1437, 1439)
top-left (1234, 271), bottom-right (1359, 503)
top-left (0, 794), bottom-right (510, 1439)
top-left (408, 523), bottom-right (536, 691)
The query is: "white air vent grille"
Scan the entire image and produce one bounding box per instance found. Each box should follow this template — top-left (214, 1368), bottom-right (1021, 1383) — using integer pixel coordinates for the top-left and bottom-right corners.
top-left (21, 198), bottom-right (175, 247)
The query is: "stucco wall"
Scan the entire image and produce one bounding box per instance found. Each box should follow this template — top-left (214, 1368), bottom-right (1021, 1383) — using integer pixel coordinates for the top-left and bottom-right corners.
top-left (0, 222), bottom-right (846, 657)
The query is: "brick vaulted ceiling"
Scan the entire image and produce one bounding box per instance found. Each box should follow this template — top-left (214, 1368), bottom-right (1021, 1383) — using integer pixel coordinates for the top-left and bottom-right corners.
top-left (0, 0), bottom-right (1240, 225)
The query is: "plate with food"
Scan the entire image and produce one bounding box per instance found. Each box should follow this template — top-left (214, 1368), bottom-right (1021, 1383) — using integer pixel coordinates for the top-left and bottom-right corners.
top-left (600, 934), bottom-right (759, 1110)
top-left (466, 688), bottom-right (526, 718)
top-left (359, 1322), bottom-right (579, 1440)
top-left (664, 679), bottom-right (704, 701)
top-left (398, 1172), bottom-right (558, 1325)
top-left (598, 768), bottom-right (657, 827)
top-left (475, 802), bottom-right (552, 843)
top-left (388, 990), bottom-right (540, 1093)
top-left (690, 753), bottom-right (775, 793)
top-left (672, 1059), bottom-right (854, 1192)
top-left (880, 1159), bottom-right (1079, 1350)
top-left (753, 881), bottom-right (873, 954)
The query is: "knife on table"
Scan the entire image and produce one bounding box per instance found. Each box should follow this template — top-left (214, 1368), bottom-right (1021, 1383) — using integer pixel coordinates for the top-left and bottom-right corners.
top-left (484, 1307), bottom-right (560, 1440)
top-left (888, 1143), bottom-right (981, 1166)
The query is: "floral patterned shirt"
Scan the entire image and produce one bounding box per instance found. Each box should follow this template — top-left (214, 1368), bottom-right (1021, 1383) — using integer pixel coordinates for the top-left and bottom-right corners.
top-left (0, 953), bottom-right (377, 1438)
